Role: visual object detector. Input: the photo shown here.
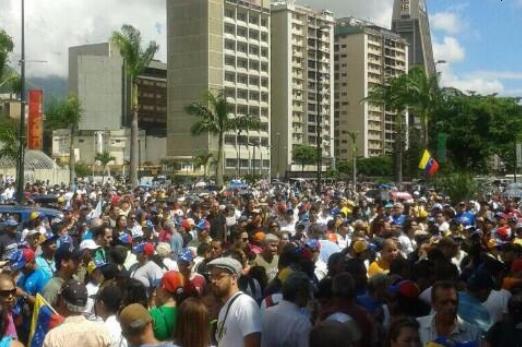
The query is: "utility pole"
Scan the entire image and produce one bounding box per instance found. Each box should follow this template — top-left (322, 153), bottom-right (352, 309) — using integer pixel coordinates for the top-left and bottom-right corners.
top-left (15, 0), bottom-right (26, 202)
top-left (348, 131), bottom-right (358, 192)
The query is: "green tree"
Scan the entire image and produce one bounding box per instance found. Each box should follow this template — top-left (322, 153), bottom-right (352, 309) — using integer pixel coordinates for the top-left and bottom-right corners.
top-left (111, 24), bottom-right (159, 187)
top-left (95, 151), bottom-right (116, 180)
top-left (431, 92), bottom-right (522, 172)
top-left (186, 91), bottom-right (260, 188)
top-left (0, 30), bottom-right (14, 89)
top-left (46, 95), bottom-right (83, 186)
top-left (363, 73), bottom-right (410, 183)
top-left (434, 172), bottom-right (478, 203)
top-left (193, 151), bottom-right (214, 180)
top-left (405, 67), bottom-right (441, 147)
top-left (292, 144), bottom-right (317, 173)
top-left (0, 120), bottom-right (17, 160)
top-left (74, 162), bottom-right (91, 178)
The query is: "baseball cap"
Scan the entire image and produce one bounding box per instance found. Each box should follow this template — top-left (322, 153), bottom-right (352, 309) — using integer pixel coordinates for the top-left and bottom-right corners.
top-left (388, 280), bottom-right (420, 299)
top-left (305, 239), bottom-right (321, 252)
top-left (195, 219), bottom-right (210, 231)
top-left (79, 239), bottom-right (100, 251)
top-left (118, 233), bottom-right (133, 245)
top-left (155, 242), bottom-right (172, 257)
top-left (160, 271), bottom-right (185, 294)
top-left (178, 248), bottom-right (193, 264)
top-left (119, 304), bottom-right (152, 334)
top-left (60, 280), bottom-right (88, 309)
top-left (132, 242), bottom-right (155, 256)
top-left (10, 248), bottom-right (35, 271)
top-left (352, 240), bottom-right (369, 254)
top-left (3, 218), bottom-right (18, 227)
top-left (208, 257), bottom-right (243, 276)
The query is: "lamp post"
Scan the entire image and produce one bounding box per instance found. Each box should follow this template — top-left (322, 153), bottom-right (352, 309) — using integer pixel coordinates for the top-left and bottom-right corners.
top-left (348, 131), bottom-right (358, 192)
top-left (275, 132), bottom-right (280, 180)
top-left (248, 140), bottom-right (258, 177)
top-left (15, 0), bottom-right (26, 202)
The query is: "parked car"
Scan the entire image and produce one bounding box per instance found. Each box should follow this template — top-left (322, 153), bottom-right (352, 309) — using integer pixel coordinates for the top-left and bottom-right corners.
top-left (0, 205), bottom-right (63, 225)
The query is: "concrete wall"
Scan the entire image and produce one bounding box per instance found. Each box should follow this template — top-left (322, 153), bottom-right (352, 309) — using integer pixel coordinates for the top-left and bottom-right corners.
top-left (76, 55), bottom-right (123, 130)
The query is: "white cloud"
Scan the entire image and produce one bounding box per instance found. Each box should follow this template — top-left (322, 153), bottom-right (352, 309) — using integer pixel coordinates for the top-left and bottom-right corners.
top-left (472, 71), bottom-right (522, 80)
top-left (432, 36), bottom-right (465, 63)
top-left (438, 64), bottom-right (505, 95)
top-left (1, 0), bottom-right (166, 78)
top-left (430, 12), bottom-right (462, 34)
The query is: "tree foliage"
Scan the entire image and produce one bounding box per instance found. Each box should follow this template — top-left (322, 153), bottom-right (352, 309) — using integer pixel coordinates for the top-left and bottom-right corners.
top-left (186, 91), bottom-right (261, 187)
top-left (193, 151), bottom-right (214, 180)
top-left (431, 92), bottom-right (522, 172)
top-left (433, 172), bottom-right (478, 204)
top-left (292, 144), bottom-right (317, 172)
top-left (46, 95), bottom-right (83, 186)
top-left (111, 24), bottom-right (159, 187)
top-left (338, 156), bottom-right (393, 178)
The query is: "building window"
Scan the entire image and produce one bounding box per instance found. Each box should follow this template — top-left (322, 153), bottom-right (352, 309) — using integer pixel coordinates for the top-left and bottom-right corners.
top-left (261, 18), bottom-right (267, 27)
top-left (225, 56), bottom-right (235, 67)
top-left (225, 23), bottom-right (235, 35)
top-left (226, 158), bottom-right (237, 168)
top-left (237, 12), bottom-right (247, 22)
top-left (249, 14), bottom-right (258, 24)
top-left (225, 72), bottom-right (235, 82)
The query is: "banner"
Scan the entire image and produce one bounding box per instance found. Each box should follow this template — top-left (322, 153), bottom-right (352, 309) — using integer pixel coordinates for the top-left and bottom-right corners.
top-left (27, 89), bottom-right (43, 150)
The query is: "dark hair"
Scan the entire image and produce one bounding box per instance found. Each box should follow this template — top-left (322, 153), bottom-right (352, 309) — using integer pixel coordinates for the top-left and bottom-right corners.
top-left (122, 278), bottom-right (148, 308)
top-left (97, 285), bottom-right (123, 313)
top-left (282, 271), bottom-right (310, 302)
top-left (309, 321), bottom-right (355, 347)
top-left (93, 224), bottom-right (109, 240)
top-left (109, 246), bottom-right (128, 266)
top-left (431, 280), bottom-right (458, 304)
top-left (174, 298), bottom-right (210, 347)
top-left (332, 272), bottom-right (355, 299)
top-left (385, 318), bottom-right (420, 347)
top-left (196, 242), bottom-right (211, 257)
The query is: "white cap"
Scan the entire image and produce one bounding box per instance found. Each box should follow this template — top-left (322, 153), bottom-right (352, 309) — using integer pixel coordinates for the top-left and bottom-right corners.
top-left (79, 239), bottom-right (100, 251)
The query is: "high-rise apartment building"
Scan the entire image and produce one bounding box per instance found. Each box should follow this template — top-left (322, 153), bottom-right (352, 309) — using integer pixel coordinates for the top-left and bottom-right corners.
top-left (271, 0), bottom-right (335, 178)
top-left (69, 43), bottom-right (167, 136)
top-left (167, 0), bottom-right (271, 176)
top-left (392, 0), bottom-right (435, 75)
top-left (334, 17), bottom-right (408, 160)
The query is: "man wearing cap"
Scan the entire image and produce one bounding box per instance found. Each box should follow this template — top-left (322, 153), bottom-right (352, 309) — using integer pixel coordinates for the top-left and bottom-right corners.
top-left (0, 218), bottom-right (20, 261)
top-left (36, 233), bottom-right (58, 278)
top-left (43, 280), bottom-right (112, 347)
top-left (130, 242), bottom-right (164, 289)
top-left (10, 248), bottom-right (50, 305)
top-left (177, 248), bottom-right (206, 295)
top-left (253, 233), bottom-right (280, 282)
top-left (209, 256), bottom-right (261, 347)
top-left (119, 303), bottom-right (176, 347)
top-left (150, 271), bottom-right (184, 341)
top-left (42, 246), bottom-right (81, 306)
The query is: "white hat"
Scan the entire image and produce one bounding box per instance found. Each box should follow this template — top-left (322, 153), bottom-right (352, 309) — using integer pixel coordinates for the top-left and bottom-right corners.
top-left (79, 239), bottom-right (100, 251)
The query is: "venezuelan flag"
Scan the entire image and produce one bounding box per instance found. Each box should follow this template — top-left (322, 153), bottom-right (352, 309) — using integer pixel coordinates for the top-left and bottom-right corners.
top-left (418, 150), bottom-right (440, 176)
top-left (29, 294), bottom-right (64, 347)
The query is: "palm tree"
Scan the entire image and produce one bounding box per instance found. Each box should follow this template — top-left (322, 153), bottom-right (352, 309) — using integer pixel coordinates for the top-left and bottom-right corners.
top-left (46, 95), bottom-right (83, 186)
top-left (111, 25), bottom-right (159, 187)
top-left (235, 114), bottom-right (261, 177)
top-left (363, 74), bottom-right (410, 183)
top-left (95, 151), bottom-right (116, 181)
top-left (185, 91), bottom-right (261, 188)
top-left (405, 67), bottom-right (441, 147)
top-left (193, 151), bottom-right (214, 180)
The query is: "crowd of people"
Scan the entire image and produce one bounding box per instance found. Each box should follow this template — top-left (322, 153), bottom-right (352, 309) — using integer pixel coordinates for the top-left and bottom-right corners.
top-left (0, 178), bottom-right (519, 347)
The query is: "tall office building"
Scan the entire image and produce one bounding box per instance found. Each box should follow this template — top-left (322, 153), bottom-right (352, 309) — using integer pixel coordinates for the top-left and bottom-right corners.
top-left (271, 0), bottom-right (335, 178)
top-left (334, 17), bottom-right (408, 160)
top-left (391, 0), bottom-right (435, 75)
top-left (69, 44), bottom-right (167, 135)
top-left (167, 0), bottom-right (271, 176)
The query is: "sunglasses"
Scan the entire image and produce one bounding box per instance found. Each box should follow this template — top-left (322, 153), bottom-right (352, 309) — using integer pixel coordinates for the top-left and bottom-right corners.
top-left (0, 289), bottom-right (16, 297)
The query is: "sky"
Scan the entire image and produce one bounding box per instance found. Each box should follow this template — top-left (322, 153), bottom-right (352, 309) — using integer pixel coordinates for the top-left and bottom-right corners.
top-left (1, 0), bottom-right (521, 96)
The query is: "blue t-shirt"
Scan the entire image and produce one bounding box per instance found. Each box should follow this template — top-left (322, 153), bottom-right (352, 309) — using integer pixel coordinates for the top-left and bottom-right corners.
top-left (392, 214), bottom-right (407, 226)
top-left (456, 211), bottom-right (476, 226)
top-left (458, 291), bottom-right (492, 333)
top-left (17, 268), bottom-right (50, 296)
top-left (35, 256), bottom-right (55, 279)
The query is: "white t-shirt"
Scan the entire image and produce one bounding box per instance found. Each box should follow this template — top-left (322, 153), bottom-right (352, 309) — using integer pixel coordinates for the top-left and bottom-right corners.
top-left (216, 292), bottom-right (262, 347)
top-left (483, 289), bottom-right (511, 324)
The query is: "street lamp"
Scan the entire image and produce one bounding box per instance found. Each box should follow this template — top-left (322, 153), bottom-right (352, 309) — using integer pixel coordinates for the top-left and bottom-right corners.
top-left (348, 131), bottom-right (359, 192)
top-left (15, 0), bottom-right (26, 202)
top-left (247, 140), bottom-right (259, 177)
